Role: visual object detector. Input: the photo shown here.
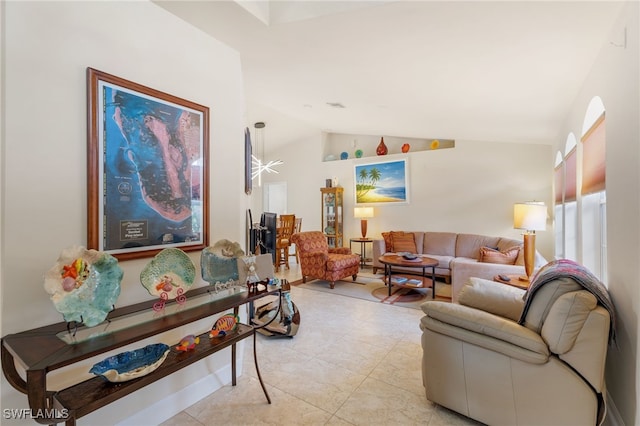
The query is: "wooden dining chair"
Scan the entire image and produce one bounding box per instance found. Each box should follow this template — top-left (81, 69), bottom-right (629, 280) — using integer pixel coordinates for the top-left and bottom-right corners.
top-left (275, 214), bottom-right (296, 271)
top-left (289, 217), bottom-right (302, 264)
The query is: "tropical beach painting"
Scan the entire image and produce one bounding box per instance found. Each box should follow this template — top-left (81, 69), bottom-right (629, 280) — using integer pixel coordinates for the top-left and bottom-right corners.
top-left (354, 159), bottom-right (409, 205)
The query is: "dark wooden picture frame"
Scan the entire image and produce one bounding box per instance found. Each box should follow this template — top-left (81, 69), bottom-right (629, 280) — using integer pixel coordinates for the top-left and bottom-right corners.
top-left (87, 68), bottom-right (209, 260)
top-left (244, 127), bottom-right (252, 195)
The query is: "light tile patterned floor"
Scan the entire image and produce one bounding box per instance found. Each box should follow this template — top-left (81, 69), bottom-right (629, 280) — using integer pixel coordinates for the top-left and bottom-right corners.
top-left (161, 264), bottom-right (481, 426)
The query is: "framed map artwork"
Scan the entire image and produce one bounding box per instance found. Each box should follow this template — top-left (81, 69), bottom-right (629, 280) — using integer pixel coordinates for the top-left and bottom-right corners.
top-left (87, 68), bottom-right (210, 260)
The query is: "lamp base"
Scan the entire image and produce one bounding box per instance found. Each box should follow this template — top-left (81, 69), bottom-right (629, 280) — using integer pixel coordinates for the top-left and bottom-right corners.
top-left (523, 232), bottom-right (536, 282)
top-left (360, 219), bottom-right (368, 239)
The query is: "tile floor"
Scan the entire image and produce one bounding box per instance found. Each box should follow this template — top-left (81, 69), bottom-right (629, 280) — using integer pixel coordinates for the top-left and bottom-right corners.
top-left (161, 263), bottom-right (481, 426)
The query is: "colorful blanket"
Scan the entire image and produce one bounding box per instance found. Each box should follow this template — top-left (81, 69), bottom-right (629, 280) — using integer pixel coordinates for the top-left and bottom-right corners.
top-left (518, 259), bottom-right (616, 345)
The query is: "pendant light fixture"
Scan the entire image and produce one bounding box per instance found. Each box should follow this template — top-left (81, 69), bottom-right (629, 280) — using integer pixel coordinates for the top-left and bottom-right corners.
top-left (251, 121), bottom-right (283, 187)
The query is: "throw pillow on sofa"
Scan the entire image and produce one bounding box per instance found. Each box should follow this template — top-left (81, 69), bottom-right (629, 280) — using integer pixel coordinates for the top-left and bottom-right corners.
top-left (381, 231), bottom-right (417, 253)
top-left (381, 231), bottom-right (395, 252)
top-left (393, 232), bottom-right (417, 253)
top-left (479, 246), bottom-right (520, 265)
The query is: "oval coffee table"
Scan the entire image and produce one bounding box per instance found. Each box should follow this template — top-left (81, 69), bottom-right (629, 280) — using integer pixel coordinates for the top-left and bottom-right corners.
top-left (378, 254), bottom-right (439, 298)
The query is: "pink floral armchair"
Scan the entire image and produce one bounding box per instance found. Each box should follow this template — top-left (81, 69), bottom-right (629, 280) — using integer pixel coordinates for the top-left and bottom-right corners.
top-left (290, 231), bottom-right (360, 289)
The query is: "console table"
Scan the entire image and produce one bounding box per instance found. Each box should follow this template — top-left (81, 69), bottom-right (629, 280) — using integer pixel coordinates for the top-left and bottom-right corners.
top-left (1, 284), bottom-right (282, 425)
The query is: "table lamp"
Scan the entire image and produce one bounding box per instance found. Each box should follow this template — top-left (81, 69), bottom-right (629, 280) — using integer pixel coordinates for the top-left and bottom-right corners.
top-left (354, 207), bottom-right (374, 238)
top-left (513, 202), bottom-right (547, 282)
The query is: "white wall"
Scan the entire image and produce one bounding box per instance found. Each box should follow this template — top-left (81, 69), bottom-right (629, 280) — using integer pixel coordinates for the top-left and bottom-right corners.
top-left (552, 2), bottom-right (639, 424)
top-left (1, 1), bottom-right (249, 425)
top-left (261, 132), bottom-right (554, 259)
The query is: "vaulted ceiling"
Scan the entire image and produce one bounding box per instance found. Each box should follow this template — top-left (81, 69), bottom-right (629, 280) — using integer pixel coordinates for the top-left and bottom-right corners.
top-left (156, 1), bottom-right (625, 148)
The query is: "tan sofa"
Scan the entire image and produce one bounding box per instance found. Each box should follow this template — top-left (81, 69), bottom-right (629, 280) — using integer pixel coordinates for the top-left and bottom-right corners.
top-left (372, 231), bottom-right (546, 302)
top-left (420, 276), bottom-right (611, 425)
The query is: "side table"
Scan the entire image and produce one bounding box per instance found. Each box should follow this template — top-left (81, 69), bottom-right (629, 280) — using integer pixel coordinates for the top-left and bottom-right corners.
top-left (493, 274), bottom-right (530, 290)
top-left (349, 238), bottom-right (373, 268)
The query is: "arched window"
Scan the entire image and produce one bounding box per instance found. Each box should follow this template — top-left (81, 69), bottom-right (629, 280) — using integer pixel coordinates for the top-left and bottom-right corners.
top-left (552, 97), bottom-right (606, 282)
top-left (554, 151), bottom-right (564, 259)
top-left (581, 97), bottom-right (606, 195)
top-left (563, 134), bottom-right (577, 261)
top-left (581, 97), bottom-right (606, 282)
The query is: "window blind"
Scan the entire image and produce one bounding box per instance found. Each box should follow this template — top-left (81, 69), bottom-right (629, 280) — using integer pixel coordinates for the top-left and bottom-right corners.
top-left (554, 163), bottom-right (563, 204)
top-left (564, 148), bottom-right (577, 202)
top-left (581, 113), bottom-right (606, 195)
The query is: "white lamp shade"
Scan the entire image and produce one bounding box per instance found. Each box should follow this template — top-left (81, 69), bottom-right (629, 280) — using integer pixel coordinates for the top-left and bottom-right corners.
top-left (354, 207), bottom-right (374, 219)
top-left (513, 202), bottom-right (547, 231)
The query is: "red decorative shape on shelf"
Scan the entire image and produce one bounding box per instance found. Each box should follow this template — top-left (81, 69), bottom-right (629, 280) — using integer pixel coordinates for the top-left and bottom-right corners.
top-left (376, 137), bottom-right (388, 155)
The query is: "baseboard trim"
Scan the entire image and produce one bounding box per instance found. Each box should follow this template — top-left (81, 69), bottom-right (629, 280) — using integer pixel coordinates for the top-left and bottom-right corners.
top-left (115, 363), bottom-right (234, 425)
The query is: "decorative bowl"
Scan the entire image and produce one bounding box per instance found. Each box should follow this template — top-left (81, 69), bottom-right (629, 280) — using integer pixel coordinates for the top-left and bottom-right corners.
top-left (140, 248), bottom-right (196, 299)
top-left (89, 343), bottom-right (170, 382)
top-left (201, 239), bottom-right (244, 285)
top-left (44, 246), bottom-right (123, 327)
top-left (402, 253), bottom-right (418, 260)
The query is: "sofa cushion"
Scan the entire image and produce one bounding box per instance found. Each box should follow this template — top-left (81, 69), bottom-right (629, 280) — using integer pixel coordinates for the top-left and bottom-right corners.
top-left (479, 246), bottom-right (520, 265)
top-left (421, 301), bottom-right (550, 361)
top-left (326, 253), bottom-right (361, 271)
top-left (392, 232), bottom-right (417, 253)
top-left (456, 234), bottom-right (501, 259)
top-left (497, 238), bottom-right (522, 251)
top-left (458, 277), bottom-right (525, 321)
top-left (422, 254), bottom-right (455, 270)
top-left (423, 232), bottom-right (457, 256)
top-left (498, 238), bottom-right (525, 265)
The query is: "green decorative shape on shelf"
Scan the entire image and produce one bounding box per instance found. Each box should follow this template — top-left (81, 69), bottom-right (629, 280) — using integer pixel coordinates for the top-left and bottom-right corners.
top-left (140, 248), bottom-right (196, 299)
top-left (201, 239), bottom-right (244, 285)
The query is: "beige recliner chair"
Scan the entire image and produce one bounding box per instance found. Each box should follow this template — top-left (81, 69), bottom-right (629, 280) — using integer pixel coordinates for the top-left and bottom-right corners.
top-left (420, 267), bottom-right (614, 425)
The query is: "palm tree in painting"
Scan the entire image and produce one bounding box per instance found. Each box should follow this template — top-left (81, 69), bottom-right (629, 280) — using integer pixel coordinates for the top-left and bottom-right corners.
top-left (369, 168), bottom-right (381, 187)
top-left (356, 166), bottom-right (381, 199)
top-left (358, 168), bottom-right (369, 185)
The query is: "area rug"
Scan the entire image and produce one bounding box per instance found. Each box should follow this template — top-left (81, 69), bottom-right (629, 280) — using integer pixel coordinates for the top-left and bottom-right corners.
top-left (291, 271), bottom-right (451, 310)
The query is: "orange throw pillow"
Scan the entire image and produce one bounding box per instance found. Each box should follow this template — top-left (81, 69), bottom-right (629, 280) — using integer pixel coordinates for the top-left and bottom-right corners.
top-left (391, 232), bottom-right (417, 253)
top-left (479, 246), bottom-right (520, 265)
top-left (381, 232), bottom-right (395, 252)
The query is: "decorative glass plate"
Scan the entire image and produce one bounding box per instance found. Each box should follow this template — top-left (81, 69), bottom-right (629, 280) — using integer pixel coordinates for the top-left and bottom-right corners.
top-left (44, 246), bottom-right (123, 327)
top-left (201, 239), bottom-right (244, 285)
top-left (140, 248), bottom-right (196, 299)
top-left (89, 343), bottom-right (170, 382)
